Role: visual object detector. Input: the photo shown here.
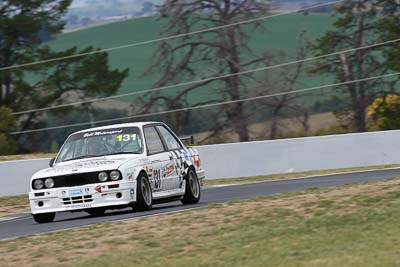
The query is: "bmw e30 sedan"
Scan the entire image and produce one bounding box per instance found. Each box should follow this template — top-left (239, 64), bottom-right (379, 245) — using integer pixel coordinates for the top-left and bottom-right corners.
top-left (29, 122), bottom-right (205, 223)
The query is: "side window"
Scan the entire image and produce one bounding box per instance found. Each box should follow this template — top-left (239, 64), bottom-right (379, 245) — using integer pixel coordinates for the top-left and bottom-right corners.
top-left (156, 125), bottom-right (181, 150)
top-left (144, 126), bottom-right (165, 155)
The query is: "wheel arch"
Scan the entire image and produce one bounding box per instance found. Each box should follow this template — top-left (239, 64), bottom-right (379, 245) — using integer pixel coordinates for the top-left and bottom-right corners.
top-left (186, 164), bottom-right (197, 178)
top-left (137, 169), bottom-right (149, 180)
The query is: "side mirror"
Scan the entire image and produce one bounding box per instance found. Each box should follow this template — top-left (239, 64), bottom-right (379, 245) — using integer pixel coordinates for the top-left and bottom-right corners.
top-left (179, 135), bottom-right (194, 146)
top-left (49, 157), bottom-right (55, 167)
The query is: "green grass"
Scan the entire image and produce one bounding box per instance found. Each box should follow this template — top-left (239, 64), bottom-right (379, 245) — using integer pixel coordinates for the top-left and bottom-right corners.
top-left (0, 153), bottom-right (55, 162)
top-left (46, 13), bottom-right (335, 105)
top-left (2, 177), bottom-right (400, 266)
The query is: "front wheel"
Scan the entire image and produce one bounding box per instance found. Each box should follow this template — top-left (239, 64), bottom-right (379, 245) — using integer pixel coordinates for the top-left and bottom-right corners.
top-left (181, 169), bottom-right (201, 205)
top-left (133, 173), bottom-right (153, 211)
top-left (32, 212), bottom-right (56, 223)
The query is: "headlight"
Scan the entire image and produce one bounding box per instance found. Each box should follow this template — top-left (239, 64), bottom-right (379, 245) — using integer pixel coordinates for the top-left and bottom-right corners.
top-left (110, 170), bottom-right (120, 181)
top-left (44, 178), bottom-right (55, 188)
top-left (98, 171), bottom-right (108, 182)
top-left (33, 179), bottom-right (44, 190)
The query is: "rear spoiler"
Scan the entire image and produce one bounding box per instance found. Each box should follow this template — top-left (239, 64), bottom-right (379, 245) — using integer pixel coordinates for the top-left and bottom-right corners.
top-left (179, 135), bottom-right (194, 146)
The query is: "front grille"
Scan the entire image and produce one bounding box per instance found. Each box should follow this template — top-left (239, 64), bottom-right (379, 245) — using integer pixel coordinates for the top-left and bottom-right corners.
top-left (56, 173), bottom-right (99, 188)
top-left (62, 195), bottom-right (93, 205)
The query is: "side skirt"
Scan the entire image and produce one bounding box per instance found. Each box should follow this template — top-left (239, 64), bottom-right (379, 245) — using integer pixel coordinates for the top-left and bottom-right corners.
top-left (153, 196), bottom-right (183, 204)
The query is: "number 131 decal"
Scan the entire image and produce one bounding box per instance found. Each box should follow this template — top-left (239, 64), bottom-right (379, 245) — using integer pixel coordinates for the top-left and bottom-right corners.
top-left (116, 134), bottom-right (137, 142)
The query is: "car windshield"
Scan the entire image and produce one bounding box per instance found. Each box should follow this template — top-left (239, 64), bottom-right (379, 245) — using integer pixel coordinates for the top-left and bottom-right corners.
top-left (56, 127), bottom-right (143, 163)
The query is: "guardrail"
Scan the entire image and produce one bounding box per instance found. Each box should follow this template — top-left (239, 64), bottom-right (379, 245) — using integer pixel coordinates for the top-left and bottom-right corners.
top-left (1, 129), bottom-right (400, 196)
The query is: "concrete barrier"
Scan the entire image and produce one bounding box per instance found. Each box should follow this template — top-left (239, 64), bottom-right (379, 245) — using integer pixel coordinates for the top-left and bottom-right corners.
top-left (196, 130), bottom-right (400, 179)
top-left (1, 130), bottom-right (400, 196)
top-left (1, 158), bottom-right (52, 196)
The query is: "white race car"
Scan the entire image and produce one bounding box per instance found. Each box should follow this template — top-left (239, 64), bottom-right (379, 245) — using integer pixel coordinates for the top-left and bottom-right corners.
top-left (29, 122), bottom-right (205, 223)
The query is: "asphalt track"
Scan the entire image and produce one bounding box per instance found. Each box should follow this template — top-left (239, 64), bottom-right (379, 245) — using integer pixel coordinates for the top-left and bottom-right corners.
top-left (2, 167), bottom-right (400, 240)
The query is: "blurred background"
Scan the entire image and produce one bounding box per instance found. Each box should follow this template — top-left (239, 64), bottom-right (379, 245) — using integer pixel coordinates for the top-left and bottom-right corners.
top-left (1, 0), bottom-right (399, 154)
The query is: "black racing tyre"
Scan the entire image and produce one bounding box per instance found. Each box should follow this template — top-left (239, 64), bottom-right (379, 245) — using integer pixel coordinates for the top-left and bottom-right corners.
top-left (133, 173), bottom-right (153, 211)
top-left (86, 208), bottom-right (106, 217)
top-left (181, 169), bottom-right (201, 205)
top-left (32, 212), bottom-right (56, 223)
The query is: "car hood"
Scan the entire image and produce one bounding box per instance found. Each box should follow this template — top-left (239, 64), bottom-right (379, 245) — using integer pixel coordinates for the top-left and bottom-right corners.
top-left (32, 155), bottom-right (141, 179)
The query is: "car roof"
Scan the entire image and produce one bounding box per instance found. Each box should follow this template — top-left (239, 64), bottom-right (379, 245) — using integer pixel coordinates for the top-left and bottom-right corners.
top-left (73, 122), bottom-right (162, 134)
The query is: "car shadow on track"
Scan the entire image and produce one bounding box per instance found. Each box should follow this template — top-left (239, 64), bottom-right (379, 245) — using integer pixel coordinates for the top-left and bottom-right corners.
top-left (50, 201), bottom-right (205, 223)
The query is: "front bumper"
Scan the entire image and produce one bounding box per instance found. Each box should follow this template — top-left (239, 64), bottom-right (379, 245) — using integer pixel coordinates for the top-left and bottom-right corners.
top-left (29, 181), bottom-right (137, 214)
top-left (196, 169), bottom-right (206, 185)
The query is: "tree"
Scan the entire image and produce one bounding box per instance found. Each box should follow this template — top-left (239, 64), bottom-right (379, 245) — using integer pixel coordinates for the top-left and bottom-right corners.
top-left (0, 106), bottom-right (17, 154)
top-left (14, 46), bottom-right (128, 135)
top-left (0, 1), bottom-right (128, 152)
top-left (377, 0), bottom-right (400, 72)
top-left (254, 31), bottom-right (311, 139)
top-left (0, 0), bottom-right (71, 106)
top-left (367, 94), bottom-right (400, 130)
top-left (142, 0), bottom-right (270, 142)
top-left (312, 0), bottom-right (390, 132)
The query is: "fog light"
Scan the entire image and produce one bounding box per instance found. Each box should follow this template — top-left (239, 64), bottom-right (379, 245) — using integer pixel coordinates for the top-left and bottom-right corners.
top-left (38, 201), bottom-right (44, 207)
top-left (116, 192), bottom-right (122, 199)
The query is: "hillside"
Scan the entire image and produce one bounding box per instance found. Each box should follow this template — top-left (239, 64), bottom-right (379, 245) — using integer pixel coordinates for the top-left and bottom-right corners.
top-left (48, 13), bottom-right (335, 106)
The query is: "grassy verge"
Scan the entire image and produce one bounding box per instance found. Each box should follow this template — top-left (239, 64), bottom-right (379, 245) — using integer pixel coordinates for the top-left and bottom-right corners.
top-left (0, 195), bottom-right (29, 217)
top-left (0, 153), bottom-right (55, 162)
top-left (203, 163), bottom-right (400, 186)
top-left (2, 163), bottom-right (400, 218)
top-left (2, 177), bottom-right (400, 266)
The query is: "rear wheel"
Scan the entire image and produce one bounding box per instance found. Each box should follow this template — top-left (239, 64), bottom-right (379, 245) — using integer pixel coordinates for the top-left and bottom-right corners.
top-left (32, 212), bottom-right (56, 223)
top-left (181, 169), bottom-right (201, 205)
top-left (133, 173), bottom-right (153, 211)
top-left (86, 208), bottom-right (106, 217)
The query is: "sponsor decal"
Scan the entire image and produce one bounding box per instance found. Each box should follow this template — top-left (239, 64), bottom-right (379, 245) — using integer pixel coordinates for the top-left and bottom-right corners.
top-left (127, 172), bottom-right (134, 180)
top-left (145, 165), bottom-right (153, 178)
top-left (85, 188), bottom-right (90, 193)
top-left (182, 148), bottom-right (191, 161)
top-left (69, 188), bottom-right (83, 196)
top-left (148, 166), bottom-right (153, 177)
top-left (139, 158), bottom-right (150, 164)
top-left (95, 185), bottom-right (102, 193)
top-left (83, 129), bottom-right (123, 138)
top-left (165, 164), bottom-right (175, 177)
top-left (116, 134), bottom-right (137, 142)
top-left (153, 169), bottom-right (162, 190)
top-left (46, 160), bottom-right (117, 173)
top-left (65, 203), bottom-right (92, 209)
